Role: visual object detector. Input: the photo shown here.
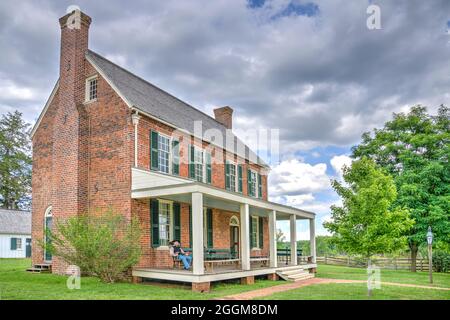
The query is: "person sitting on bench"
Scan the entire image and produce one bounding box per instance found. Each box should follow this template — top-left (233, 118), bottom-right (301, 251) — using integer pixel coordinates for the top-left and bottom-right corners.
top-left (169, 240), bottom-right (192, 270)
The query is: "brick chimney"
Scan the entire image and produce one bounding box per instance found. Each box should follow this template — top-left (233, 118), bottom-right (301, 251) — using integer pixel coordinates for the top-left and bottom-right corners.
top-left (51, 9), bottom-right (92, 274)
top-left (213, 106), bottom-right (234, 129)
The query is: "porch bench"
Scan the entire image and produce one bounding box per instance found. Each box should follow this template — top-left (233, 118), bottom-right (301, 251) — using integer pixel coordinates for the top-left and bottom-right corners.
top-left (204, 258), bottom-right (240, 273)
top-left (204, 248), bottom-right (233, 260)
top-left (250, 256), bottom-right (270, 267)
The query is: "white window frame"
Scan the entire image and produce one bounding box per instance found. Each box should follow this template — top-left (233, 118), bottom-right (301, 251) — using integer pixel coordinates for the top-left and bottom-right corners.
top-left (251, 215), bottom-right (260, 249)
top-left (157, 133), bottom-right (171, 174)
top-left (158, 199), bottom-right (173, 247)
top-left (85, 75), bottom-right (98, 103)
top-left (226, 160), bottom-right (238, 192)
top-left (192, 146), bottom-right (206, 183)
top-left (249, 169), bottom-right (258, 198)
top-left (16, 238), bottom-right (23, 250)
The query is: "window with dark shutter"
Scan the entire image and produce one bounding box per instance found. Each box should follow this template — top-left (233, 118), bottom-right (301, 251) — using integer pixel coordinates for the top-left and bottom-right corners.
top-left (150, 131), bottom-right (159, 170)
top-left (188, 145), bottom-right (195, 179)
top-left (238, 165), bottom-right (243, 193)
top-left (173, 202), bottom-right (181, 242)
top-left (10, 238), bottom-right (17, 251)
top-left (206, 152), bottom-right (212, 184)
top-left (189, 206), bottom-right (192, 248)
top-left (259, 217), bottom-right (264, 249)
top-left (258, 173), bottom-right (262, 198)
top-left (207, 208), bottom-right (213, 248)
top-left (225, 162), bottom-right (230, 190)
top-left (150, 199), bottom-right (159, 247)
top-left (172, 140), bottom-right (180, 175)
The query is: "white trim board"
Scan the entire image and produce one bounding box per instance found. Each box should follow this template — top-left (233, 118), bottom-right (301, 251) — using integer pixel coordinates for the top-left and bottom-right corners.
top-left (30, 80), bottom-right (59, 138)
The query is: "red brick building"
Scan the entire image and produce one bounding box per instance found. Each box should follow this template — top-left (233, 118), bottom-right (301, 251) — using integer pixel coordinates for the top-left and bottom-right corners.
top-left (31, 10), bottom-right (316, 291)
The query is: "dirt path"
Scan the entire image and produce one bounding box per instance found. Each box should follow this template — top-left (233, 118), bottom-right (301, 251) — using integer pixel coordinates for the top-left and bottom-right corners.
top-left (216, 278), bottom-right (450, 300)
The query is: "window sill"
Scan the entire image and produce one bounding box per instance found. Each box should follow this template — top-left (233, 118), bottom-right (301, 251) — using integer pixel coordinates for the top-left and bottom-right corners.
top-left (156, 246), bottom-right (170, 251)
top-left (83, 98), bottom-right (98, 105)
top-left (251, 248), bottom-right (261, 251)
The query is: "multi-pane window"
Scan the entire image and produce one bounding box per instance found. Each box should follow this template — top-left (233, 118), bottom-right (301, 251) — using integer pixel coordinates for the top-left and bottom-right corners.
top-left (158, 201), bottom-right (172, 246)
top-left (16, 238), bottom-right (22, 250)
top-left (158, 135), bottom-right (170, 173)
top-left (86, 77), bottom-right (97, 101)
top-left (229, 162), bottom-right (236, 192)
top-left (251, 216), bottom-right (259, 248)
top-left (249, 170), bottom-right (258, 197)
top-left (194, 148), bottom-right (204, 182)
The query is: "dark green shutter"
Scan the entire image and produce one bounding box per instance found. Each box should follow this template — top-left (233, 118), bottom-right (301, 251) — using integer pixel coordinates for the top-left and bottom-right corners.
top-left (258, 173), bottom-right (262, 198)
top-left (207, 208), bottom-right (213, 248)
top-left (189, 206), bottom-right (192, 247)
top-left (189, 145), bottom-right (195, 179)
top-left (225, 162), bottom-right (230, 190)
top-left (238, 165), bottom-right (243, 193)
top-left (150, 199), bottom-right (160, 247)
top-left (172, 140), bottom-right (180, 175)
top-left (247, 169), bottom-right (253, 197)
top-left (150, 131), bottom-right (159, 170)
top-left (249, 215), bottom-right (254, 249)
top-left (10, 238), bottom-right (17, 250)
top-left (173, 202), bottom-right (181, 242)
top-left (206, 152), bottom-right (212, 184)
top-left (259, 217), bottom-right (264, 249)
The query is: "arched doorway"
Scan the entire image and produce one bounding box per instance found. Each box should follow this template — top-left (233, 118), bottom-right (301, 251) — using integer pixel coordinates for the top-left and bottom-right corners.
top-left (229, 216), bottom-right (240, 259)
top-left (44, 206), bottom-right (52, 262)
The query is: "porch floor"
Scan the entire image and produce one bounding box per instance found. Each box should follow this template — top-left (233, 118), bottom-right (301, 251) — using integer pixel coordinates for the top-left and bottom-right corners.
top-left (132, 263), bottom-right (317, 284)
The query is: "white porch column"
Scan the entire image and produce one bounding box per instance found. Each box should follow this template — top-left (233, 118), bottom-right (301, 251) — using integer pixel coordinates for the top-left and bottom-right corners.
top-left (192, 192), bottom-right (204, 275)
top-left (310, 218), bottom-right (316, 263)
top-left (131, 112), bottom-right (140, 167)
top-left (240, 203), bottom-right (250, 271)
top-left (268, 210), bottom-right (277, 268)
top-left (290, 214), bottom-right (297, 266)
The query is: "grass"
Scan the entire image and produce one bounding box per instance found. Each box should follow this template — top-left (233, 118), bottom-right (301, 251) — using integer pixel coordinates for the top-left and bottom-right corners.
top-left (260, 264), bottom-right (450, 300)
top-left (261, 283), bottom-right (450, 300)
top-left (316, 264), bottom-right (450, 288)
top-left (0, 259), bottom-right (278, 300)
top-left (1, 259), bottom-right (449, 300)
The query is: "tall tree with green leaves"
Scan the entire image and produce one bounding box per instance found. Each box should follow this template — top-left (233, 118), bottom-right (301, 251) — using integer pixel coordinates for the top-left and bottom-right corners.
top-left (351, 105), bottom-right (450, 271)
top-left (0, 111), bottom-right (32, 210)
top-left (324, 157), bottom-right (413, 265)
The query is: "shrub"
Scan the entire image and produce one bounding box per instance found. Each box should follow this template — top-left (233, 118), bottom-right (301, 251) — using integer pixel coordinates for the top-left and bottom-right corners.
top-left (432, 250), bottom-right (450, 273)
top-left (43, 208), bottom-right (142, 283)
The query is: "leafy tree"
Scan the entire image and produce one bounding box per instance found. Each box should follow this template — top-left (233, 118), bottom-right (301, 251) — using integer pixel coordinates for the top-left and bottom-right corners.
top-left (43, 209), bottom-right (142, 283)
top-left (0, 111), bottom-right (31, 210)
top-left (351, 105), bottom-right (450, 271)
top-left (324, 157), bottom-right (413, 264)
top-left (276, 228), bottom-right (286, 244)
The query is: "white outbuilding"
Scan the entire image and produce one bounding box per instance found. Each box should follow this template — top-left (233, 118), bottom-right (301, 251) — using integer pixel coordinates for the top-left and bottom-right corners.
top-left (0, 209), bottom-right (32, 258)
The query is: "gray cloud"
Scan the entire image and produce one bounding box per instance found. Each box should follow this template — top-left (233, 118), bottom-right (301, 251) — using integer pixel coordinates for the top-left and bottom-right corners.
top-left (0, 0), bottom-right (449, 152)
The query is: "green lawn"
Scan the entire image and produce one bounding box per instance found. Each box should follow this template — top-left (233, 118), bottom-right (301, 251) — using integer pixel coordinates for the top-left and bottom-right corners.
top-left (316, 264), bottom-right (450, 288)
top-left (1, 259), bottom-right (449, 300)
top-left (261, 283), bottom-right (450, 300)
top-left (261, 264), bottom-right (450, 300)
top-left (0, 259), bottom-right (278, 300)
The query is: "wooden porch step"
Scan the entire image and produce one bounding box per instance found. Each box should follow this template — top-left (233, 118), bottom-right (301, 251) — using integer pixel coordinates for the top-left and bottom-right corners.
top-left (287, 273), bottom-right (314, 281)
top-left (282, 268), bottom-right (308, 276)
top-left (276, 266), bottom-right (314, 282)
top-left (27, 264), bottom-right (52, 273)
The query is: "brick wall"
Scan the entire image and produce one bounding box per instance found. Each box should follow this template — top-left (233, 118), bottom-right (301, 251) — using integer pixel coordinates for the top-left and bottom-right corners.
top-left (135, 115), bottom-right (269, 200)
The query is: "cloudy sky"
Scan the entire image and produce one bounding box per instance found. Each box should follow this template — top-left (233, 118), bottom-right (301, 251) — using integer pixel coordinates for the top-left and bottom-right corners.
top-left (1, 0), bottom-right (449, 239)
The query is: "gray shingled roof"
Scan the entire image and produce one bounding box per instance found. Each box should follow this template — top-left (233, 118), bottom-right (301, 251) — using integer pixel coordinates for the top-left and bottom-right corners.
top-left (86, 50), bottom-right (268, 168)
top-left (0, 209), bottom-right (31, 235)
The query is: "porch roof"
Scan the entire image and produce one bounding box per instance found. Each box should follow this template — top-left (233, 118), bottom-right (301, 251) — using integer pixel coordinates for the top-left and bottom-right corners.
top-left (131, 169), bottom-right (315, 220)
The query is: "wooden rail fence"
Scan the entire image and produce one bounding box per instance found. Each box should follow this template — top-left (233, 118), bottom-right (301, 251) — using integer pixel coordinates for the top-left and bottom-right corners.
top-left (316, 256), bottom-right (431, 271)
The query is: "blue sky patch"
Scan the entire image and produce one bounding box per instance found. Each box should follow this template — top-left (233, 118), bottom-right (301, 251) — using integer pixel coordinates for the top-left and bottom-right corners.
top-left (272, 2), bottom-right (319, 19)
top-left (247, 0), bottom-right (265, 9)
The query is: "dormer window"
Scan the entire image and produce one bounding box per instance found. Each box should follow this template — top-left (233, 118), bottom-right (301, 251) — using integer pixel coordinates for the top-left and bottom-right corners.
top-left (85, 75), bottom-right (98, 102)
